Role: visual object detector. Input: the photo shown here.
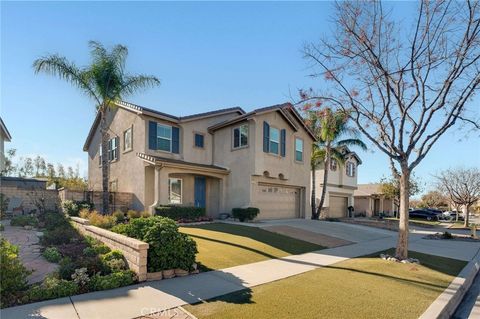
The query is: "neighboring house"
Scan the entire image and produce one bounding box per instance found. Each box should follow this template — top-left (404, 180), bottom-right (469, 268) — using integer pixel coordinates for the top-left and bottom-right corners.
top-left (84, 101), bottom-right (315, 219)
top-left (314, 148), bottom-right (361, 218)
top-left (354, 183), bottom-right (397, 217)
top-left (0, 117), bottom-right (12, 172)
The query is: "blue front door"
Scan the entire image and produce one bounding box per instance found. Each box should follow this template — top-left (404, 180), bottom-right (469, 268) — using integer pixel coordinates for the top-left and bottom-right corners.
top-left (194, 176), bottom-right (206, 208)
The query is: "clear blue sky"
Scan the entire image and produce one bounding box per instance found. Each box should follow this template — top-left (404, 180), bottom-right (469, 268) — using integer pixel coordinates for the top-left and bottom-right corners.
top-left (1, 1), bottom-right (479, 194)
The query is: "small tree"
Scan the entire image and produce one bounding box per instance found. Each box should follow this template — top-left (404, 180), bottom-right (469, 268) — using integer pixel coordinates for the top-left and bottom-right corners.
top-left (34, 41), bottom-right (160, 213)
top-left (435, 167), bottom-right (480, 227)
top-left (301, 1), bottom-right (480, 259)
top-left (379, 174), bottom-right (422, 217)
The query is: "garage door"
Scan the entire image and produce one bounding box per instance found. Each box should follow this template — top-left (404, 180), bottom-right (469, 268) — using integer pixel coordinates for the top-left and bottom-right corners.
top-left (329, 196), bottom-right (348, 218)
top-left (255, 183), bottom-right (300, 219)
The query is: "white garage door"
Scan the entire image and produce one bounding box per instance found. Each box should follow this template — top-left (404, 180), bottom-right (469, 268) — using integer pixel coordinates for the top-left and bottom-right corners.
top-left (255, 183), bottom-right (300, 219)
top-left (329, 196), bottom-right (348, 218)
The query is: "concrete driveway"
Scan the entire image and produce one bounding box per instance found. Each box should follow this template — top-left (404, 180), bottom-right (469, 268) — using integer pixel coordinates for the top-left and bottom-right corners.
top-left (252, 218), bottom-right (396, 243)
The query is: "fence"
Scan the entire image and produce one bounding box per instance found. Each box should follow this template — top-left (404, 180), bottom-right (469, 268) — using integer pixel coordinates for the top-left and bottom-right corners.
top-left (58, 188), bottom-right (133, 212)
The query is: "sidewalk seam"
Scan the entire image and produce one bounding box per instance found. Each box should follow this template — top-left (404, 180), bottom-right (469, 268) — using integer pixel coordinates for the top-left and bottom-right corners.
top-left (69, 296), bottom-right (81, 319)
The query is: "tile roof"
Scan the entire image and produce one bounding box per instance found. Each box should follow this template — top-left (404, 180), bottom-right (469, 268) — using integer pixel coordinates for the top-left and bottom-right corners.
top-left (137, 153), bottom-right (229, 172)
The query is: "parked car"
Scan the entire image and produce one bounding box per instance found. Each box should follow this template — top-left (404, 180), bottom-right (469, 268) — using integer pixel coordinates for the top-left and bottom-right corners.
top-left (409, 209), bottom-right (441, 221)
top-left (442, 210), bottom-right (463, 221)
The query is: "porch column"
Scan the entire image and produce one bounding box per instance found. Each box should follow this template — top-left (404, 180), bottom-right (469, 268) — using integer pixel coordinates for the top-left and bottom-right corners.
top-left (218, 178), bottom-right (226, 214)
top-left (149, 166), bottom-right (170, 214)
top-left (367, 197), bottom-right (373, 217)
top-left (379, 197), bottom-right (384, 214)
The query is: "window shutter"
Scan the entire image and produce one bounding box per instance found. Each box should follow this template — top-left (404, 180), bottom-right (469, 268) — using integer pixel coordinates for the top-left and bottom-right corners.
top-left (172, 126), bottom-right (180, 154)
top-left (149, 121), bottom-right (157, 150)
top-left (280, 129), bottom-right (286, 157)
top-left (115, 137), bottom-right (119, 160)
top-left (263, 121), bottom-right (270, 153)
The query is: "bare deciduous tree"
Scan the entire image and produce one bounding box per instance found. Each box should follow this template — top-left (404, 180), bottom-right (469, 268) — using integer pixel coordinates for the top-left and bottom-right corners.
top-left (301, 0), bottom-right (480, 259)
top-left (435, 167), bottom-right (480, 227)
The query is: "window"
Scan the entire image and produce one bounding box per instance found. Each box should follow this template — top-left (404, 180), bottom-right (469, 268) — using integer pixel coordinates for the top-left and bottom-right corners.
top-left (99, 145), bottom-right (103, 165)
top-left (108, 137), bottom-right (118, 161)
top-left (233, 124), bottom-right (248, 149)
top-left (194, 133), bottom-right (204, 148)
top-left (346, 162), bottom-right (356, 177)
top-left (157, 124), bottom-right (172, 152)
top-left (123, 127), bottom-right (132, 152)
top-left (330, 159), bottom-right (337, 171)
top-left (269, 127), bottom-right (280, 154)
top-left (295, 138), bottom-right (303, 161)
top-left (168, 178), bottom-right (182, 204)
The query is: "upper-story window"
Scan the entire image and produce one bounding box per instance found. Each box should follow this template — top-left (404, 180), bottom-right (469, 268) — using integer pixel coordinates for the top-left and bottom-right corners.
top-left (346, 161), bottom-right (356, 177)
top-left (295, 138), bottom-right (303, 162)
top-left (263, 121), bottom-right (286, 157)
top-left (148, 121), bottom-right (180, 154)
top-left (157, 124), bottom-right (172, 152)
top-left (108, 137), bottom-right (118, 161)
top-left (98, 145), bottom-right (103, 165)
top-left (330, 159), bottom-right (337, 171)
top-left (194, 133), bottom-right (204, 148)
top-left (233, 124), bottom-right (248, 149)
top-left (269, 127), bottom-right (280, 154)
top-left (123, 127), bottom-right (132, 152)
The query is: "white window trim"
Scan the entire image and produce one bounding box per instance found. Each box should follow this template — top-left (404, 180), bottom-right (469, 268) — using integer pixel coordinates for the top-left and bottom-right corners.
top-left (294, 137), bottom-right (304, 162)
top-left (269, 126), bottom-right (280, 155)
top-left (346, 161), bottom-right (356, 177)
top-left (98, 144), bottom-right (103, 167)
top-left (108, 137), bottom-right (118, 162)
top-left (232, 124), bottom-right (249, 150)
top-left (168, 177), bottom-right (183, 204)
top-left (157, 123), bottom-right (172, 153)
top-left (123, 126), bottom-right (133, 153)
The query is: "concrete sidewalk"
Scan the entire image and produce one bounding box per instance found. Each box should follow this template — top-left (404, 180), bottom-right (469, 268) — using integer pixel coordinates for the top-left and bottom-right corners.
top-left (2, 225), bottom-right (479, 319)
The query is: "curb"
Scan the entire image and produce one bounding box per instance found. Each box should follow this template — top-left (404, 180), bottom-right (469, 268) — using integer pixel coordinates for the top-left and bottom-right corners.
top-left (419, 249), bottom-right (480, 319)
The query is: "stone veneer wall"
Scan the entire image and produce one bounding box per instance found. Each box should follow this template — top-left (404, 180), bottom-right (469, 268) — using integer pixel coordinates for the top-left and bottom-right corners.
top-left (70, 217), bottom-right (149, 281)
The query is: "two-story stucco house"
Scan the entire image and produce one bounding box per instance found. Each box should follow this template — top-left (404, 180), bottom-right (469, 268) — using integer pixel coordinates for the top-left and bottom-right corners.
top-left (0, 117), bottom-right (12, 172)
top-left (314, 147), bottom-right (361, 218)
top-left (84, 101), bottom-right (315, 219)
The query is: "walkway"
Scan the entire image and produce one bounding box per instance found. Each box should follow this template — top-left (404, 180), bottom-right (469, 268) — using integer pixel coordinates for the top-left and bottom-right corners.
top-left (0, 220), bottom-right (58, 283)
top-left (2, 221), bottom-right (479, 319)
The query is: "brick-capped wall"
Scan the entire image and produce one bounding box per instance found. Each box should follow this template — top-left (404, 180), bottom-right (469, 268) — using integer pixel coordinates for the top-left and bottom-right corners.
top-left (70, 217), bottom-right (149, 281)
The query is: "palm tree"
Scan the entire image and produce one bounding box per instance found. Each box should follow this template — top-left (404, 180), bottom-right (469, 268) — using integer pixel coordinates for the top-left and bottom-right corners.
top-left (33, 41), bottom-right (160, 213)
top-left (308, 108), bottom-right (367, 220)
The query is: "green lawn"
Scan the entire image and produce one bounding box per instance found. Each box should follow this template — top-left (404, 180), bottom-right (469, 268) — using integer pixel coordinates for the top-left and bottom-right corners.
top-left (385, 217), bottom-right (441, 227)
top-left (185, 249), bottom-right (466, 319)
top-left (179, 223), bottom-right (324, 270)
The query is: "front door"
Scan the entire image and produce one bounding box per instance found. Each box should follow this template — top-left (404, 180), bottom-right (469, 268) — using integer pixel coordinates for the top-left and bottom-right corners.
top-left (194, 176), bottom-right (206, 208)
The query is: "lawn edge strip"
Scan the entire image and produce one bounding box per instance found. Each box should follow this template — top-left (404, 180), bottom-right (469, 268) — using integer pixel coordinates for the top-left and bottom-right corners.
top-left (419, 248), bottom-right (480, 319)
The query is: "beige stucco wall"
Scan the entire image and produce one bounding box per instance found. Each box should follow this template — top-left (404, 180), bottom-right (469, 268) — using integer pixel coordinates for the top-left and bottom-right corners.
top-left (87, 107), bottom-right (147, 210)
top-left (0, 131), bottom-right (6, 172)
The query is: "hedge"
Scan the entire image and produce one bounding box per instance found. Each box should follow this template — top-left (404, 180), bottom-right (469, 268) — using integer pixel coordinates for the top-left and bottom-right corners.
top-left (232, 207), bottom-right (260, 222)
top-left (155, 205), bottom-right (206, 221)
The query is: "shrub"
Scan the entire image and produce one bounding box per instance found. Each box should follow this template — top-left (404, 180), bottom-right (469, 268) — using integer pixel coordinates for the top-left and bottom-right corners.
top-left (82, 247), bottom-right (97, 257)
top-left (28, 277), bottom-right (78, 302)
top-left (232, 207), bottom-right (259, 222)
top-left (102, 250), bottom-right (124, 262)
top-left (113, 210), bottom-right (126, 223)
top-left (104, 259), bottom-right (127, 273)
top-left (93, 243), bottom-right (111, 255)
top-left (143, 218), bottom-right (197, 271)
top-left (75, 256), bottom-right (108, 276)
top-left (43, 247), bottom-right (62, 263)
top-left (127, 210), bottom-right (141, 219)
top-left (71, 267), bottom-right (90, 289)
top-left (43, 211), bottom-right (69, 230)
top-left (442, 231), bottom-right (453, 239)
top-left (62, 200), bottom-right (79, 216)
top-left (89, 270), bottom-right (135, 291)
top-left (76, 201), bottom-right (94, 212)
top-left (58, 257), bottom-right (76, 280)
top-left (141, 210), bottom-right (151, 218)
top-left (79, 208), bottom-right (91, 219)
top-left (0, 224), bottom-right (4, 231)
top-left (88, 211), bottom-right (116, 229)
top-left (0, 239), bottom-right (31, 307)
top-left (112, 216), bottom-right (197, 272)
top-left (155, 205), bottom-right (206, 221)
top-left (10, 215), bottom-right (38, 227)
top-left (41, 227), bottom-right (78, 245)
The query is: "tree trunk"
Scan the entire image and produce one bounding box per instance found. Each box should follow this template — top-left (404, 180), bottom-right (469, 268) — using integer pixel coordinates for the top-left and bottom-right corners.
top-left (395, 166), bottom-right (410, 260)
top-left (463, 205), bottom-right (469, 228)
top-left (316, 154), bottom-right (330, 220)
top-left (100, 109), bottom-right (110, 214)
top-left (311, 164), bottom-right (317, 219)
